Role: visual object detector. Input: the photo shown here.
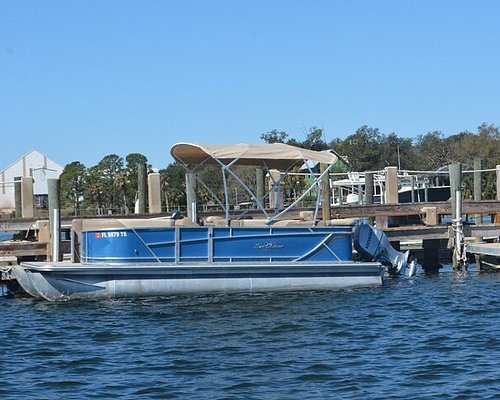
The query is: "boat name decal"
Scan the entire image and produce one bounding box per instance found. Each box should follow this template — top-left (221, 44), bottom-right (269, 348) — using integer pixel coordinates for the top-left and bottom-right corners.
top-left (254, 243), bottom-right (285, 250)
top-left (95, 231), bottom-right (128, 239)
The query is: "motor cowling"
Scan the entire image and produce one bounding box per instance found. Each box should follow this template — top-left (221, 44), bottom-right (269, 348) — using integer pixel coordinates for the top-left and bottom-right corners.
top-left (353, 223), bottom-right (416, 277)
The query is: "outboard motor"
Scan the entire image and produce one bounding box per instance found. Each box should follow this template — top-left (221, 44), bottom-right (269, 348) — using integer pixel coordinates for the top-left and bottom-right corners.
top-left (353, 223), bottom-right (416, 277)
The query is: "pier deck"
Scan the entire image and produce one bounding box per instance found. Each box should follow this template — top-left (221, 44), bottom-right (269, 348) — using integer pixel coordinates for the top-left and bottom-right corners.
top-left (467, 242), bottom-right (500, 257)
top-left (466, 242), bottom-right (500, 270)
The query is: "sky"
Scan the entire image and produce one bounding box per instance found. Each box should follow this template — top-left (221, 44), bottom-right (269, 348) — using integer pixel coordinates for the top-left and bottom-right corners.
top-left (1, 0), bottom-right (499, 170)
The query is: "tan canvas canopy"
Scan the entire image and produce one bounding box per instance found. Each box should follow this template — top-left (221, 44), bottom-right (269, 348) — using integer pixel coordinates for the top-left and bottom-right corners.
top-left (171, 142), bottom-right (339, 170)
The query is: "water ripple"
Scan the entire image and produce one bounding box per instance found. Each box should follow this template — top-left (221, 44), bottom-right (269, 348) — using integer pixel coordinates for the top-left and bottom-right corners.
top-left (1, 271), bottom-right (499, 399)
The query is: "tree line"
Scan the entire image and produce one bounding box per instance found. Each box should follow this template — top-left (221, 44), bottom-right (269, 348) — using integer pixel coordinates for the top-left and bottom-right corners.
top-left (60, 123), bottom-right (500, 214)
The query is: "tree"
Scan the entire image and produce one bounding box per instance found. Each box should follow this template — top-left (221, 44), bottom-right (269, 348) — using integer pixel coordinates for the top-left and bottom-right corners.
top-left (261, 129), bottom-right (288, 144)
top-left (114, 171), bottom-right (130, 214)
top-left (300, 127), bottom-right (328, 151)
top-left (160, 163), bottom-right (186, 212)
top-left (330, 126), bottom-right (384, 171)
top-left (60, 161), bottom-right (86, 215)
top-left (412, 131), bottom-right (451, 171)
top-left (92, 154), bottom-right (125, 211)
top-left (85, 165), bottom-right (106, 213)
top-left (379, 133), bottom-right (415, 169)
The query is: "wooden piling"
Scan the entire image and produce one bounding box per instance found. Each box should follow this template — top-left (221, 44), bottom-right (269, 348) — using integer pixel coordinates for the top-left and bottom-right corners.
top-left (320, 164), bottom-right (331, 221)
top-left (496, 165), bottom-right (500, 223)
top-left (137, 163), bottom-right (147, 214)
top-left (448, 163), bottom-right (462, 220)
top-left (268, 170), bottom-right (283, 211)
top-left (422, 239), bottom-right (446, 274)
top-left (256, 167), bottom-right (265, 207)
top-left (410, 176), bottom-right (416, 203)
top-left (185, 173), bottom-right (197, 221)
top-left (365, 172), bottom-right (374, 225)
top-left (384, 166), bottom-right (398, 204)
top-left (147, 172), bottom-right (161, 214)
top-left (71, 219), bottom-right (83, 263)
top-left (47, 178), bottom-right (61, 262)
top-left (21, 177), bottom-right (34, 218)
top-left (381, 166), bottom-right (398, 228)
top-left (473, 158), bottom-right (483, 259)
top-left (14, 177), bottom-right (22, 218)
top-left (474, 158), bottom-right (482, 224)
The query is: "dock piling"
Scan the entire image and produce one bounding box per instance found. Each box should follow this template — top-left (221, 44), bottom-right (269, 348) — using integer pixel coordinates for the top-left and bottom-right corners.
top-left (14, 177), bottom-right (22, 218)
top-left (320, 164), bottom-right (331, 221)
top-left (137, 163), bottom-right (147, 214)
top-left (186, 173), bottom-right (197, 222)
top-left (452, 190), bottom-right (466, 271)
top-left (384, 166), bottom-right (398, 204)
top-left (365, 172), bottom-right (374, 225)
top-left (496, 165), bottom-right (500, 223)
top-left (473, 158), bottom-right (482, 224)
top-left (448, 163), bottom-right (462, 220)
top-left (256, 167), bottom-right (265, 207)
top-left (47, 178), bottom-right (61, 262)
top-left (147, 172), bottom-right (161, 214)
top-left (21, 177), bottom-right (34, 218)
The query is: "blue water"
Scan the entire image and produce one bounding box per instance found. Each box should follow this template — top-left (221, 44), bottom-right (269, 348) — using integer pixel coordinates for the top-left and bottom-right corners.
top-left (1, 269), bottom-right (498, 399)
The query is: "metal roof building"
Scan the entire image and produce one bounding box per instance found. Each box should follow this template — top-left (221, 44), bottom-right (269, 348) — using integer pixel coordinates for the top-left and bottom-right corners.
top-left (0, 150), bottom-right (63, 213)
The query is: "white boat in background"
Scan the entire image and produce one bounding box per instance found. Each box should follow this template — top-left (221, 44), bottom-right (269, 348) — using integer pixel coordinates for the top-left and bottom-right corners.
top-left (13, 142), bottom-right (413, 301)
top-left (331, 171), bottom-right (450, 205)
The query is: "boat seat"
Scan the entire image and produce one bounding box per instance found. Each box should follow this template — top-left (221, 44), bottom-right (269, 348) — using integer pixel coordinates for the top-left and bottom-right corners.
top-left (299, 211), bottom-right (314, 221)
top-left (78, 218), bottom-right (176, 231)
top-left (317, 218), bottom-right (356, 226)
top-left (204, 216), bottom-right (225, 225)
top-left (272, 219), bottom-right (314, 226)
top-left (174, 217), bottom-right (198, 227)
top-left (233, 219), bottom-right (268, 227)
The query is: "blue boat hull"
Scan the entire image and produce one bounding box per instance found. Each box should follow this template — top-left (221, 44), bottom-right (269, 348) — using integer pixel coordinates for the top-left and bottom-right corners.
top-left (81, 226), bottom-right (354, 265)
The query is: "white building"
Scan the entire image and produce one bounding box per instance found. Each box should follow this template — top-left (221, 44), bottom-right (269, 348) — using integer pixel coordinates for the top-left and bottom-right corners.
top-left (0, 150), bottom-right (63, 213)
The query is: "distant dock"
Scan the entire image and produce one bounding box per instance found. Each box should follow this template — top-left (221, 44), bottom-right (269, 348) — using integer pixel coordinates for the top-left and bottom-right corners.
top-left (467, 242), bottom-right (500, 271)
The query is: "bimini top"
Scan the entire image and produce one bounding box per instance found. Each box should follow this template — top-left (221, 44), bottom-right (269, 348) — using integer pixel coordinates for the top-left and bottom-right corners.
top-left (171, 142), bottom-right (339, 170)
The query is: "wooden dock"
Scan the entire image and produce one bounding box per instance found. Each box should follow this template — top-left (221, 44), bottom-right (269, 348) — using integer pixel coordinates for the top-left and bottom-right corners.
top-left (466, 242), bottom-right (500, 271)
top-left (1, 160), bottom-right (499, 272)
